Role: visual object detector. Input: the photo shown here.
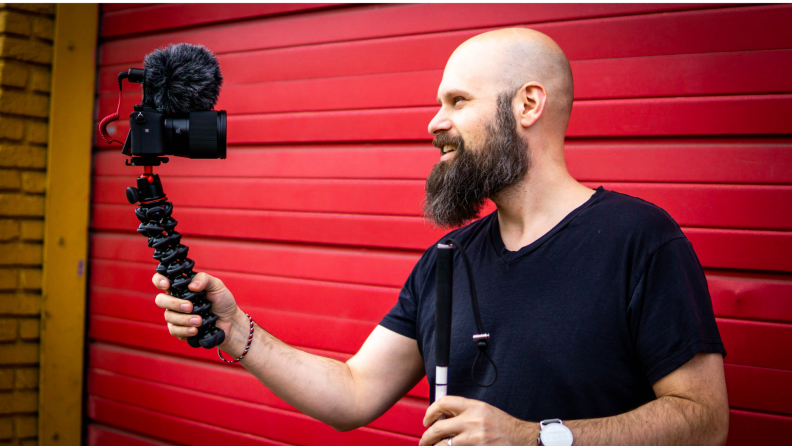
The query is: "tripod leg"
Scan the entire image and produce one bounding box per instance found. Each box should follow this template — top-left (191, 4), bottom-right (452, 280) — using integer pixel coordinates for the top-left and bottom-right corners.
top-left (127, 173), bottom-right (225, 349)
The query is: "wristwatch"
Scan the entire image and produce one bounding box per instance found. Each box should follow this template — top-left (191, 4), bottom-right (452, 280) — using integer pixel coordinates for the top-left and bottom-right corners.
top-left (537, 419), bottom-right (573, 446)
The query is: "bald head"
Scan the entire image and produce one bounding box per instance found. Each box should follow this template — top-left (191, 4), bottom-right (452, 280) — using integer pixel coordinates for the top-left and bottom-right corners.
top-left (443, 28), bottom-right (574, 134)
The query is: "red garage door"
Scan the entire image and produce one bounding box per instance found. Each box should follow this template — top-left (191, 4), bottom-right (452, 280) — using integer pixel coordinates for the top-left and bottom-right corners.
top-left (87, 4), bottom-right (792, 445)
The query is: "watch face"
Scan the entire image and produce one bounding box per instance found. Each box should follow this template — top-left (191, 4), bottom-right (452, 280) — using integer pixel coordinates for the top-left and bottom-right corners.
top-left (540, 424), bottom-right (573, 446)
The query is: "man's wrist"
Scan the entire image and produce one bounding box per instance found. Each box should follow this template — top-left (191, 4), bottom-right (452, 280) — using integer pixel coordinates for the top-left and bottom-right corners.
top-left (519, 420), bottom-right (541, 445)
top-left (220, 307), bottom-right (253, 357)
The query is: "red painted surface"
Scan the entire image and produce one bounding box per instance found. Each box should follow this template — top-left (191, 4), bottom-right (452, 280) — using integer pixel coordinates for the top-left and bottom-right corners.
top-left (97, 3), bottom-right (723, 66)
top-left (89, 4), bottom-right (792, 445)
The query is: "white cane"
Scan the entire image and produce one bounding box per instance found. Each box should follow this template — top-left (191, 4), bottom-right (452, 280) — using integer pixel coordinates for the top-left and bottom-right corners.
top-left (435, 242), bottom-right (454, 403)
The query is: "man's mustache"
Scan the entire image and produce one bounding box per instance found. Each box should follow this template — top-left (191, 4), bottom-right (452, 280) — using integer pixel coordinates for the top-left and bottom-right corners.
top-left (432, 132), bottom-right (465, 151)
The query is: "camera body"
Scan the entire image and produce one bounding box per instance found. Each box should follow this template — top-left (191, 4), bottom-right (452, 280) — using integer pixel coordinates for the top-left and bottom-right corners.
top-left (122, 105), bottom-right (227, 160)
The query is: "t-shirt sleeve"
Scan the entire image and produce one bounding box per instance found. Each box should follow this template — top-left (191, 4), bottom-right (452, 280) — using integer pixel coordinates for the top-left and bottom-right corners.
top-left (628, 237), bottom-right (726, 385)
top-left (379, 252), bottom-right (428, 339)
top-left (379, 285), bottom-right (419, 339)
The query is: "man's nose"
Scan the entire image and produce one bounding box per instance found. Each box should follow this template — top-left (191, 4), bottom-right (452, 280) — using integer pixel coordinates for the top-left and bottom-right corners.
top-left (427, 107), bottom-right (452, 136)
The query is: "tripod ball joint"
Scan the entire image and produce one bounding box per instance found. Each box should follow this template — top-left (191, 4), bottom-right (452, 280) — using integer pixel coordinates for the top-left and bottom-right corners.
top-left (128, 173), bottom-right (225, 349)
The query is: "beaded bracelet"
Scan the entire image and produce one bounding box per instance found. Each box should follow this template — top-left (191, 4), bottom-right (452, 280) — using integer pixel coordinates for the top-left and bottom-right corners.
top-left (217, 312), bottom-right (255, 364)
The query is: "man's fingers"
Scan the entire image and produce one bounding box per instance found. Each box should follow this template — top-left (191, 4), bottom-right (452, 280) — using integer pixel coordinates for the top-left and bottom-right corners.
top-left (164, 309), bottom-right (203, 328)
top-left (423, 396), bottom-right (470, 427)
top-left (188, 272), bottom-right (209, 292)
top-left (167, 322), bottom-right (198, 338)
top-left (152, 273), bottom-right (170, 290)
top-left (419, 416), bottom-right (463, 446)
top-left (189, 272), bottom-right (225, 294)
top-left (423, 409), bottom-right (445, 429)
top-left (154, 293), bottom-right (193, 313)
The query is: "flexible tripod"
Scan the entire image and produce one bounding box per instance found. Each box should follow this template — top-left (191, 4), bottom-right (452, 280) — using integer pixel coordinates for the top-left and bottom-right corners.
top-left (125, 159), bottom-right (224, 349)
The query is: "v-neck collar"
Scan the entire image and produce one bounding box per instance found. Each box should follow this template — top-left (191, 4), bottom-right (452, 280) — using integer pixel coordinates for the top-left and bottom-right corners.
top-left (489, 187), bottom-right (605, 263)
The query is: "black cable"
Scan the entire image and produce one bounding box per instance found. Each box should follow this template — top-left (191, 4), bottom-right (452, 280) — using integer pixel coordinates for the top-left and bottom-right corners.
top-left (444, 238), bottom-right (498, 387)
top-left (446, 238), bottom-right (484, 333)
top-left (472, 344), bottom-right (498, 387)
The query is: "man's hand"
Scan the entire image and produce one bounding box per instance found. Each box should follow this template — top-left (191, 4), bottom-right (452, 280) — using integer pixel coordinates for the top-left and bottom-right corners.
top-left (420, 396), bottom-right (536, 446)
top-left (152, 272), bottom-right (246, 351)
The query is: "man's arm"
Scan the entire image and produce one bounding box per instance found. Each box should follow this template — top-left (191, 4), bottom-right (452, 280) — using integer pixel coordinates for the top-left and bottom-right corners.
top-left (419, 352), bottom-right (729, 446)
top-left (566, 352), bottom-right (729, 446)
top-left (154, 272), bottom-right (426, 431)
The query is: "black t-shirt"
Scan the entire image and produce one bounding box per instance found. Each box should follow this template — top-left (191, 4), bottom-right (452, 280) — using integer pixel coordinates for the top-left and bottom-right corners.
top-left (379, 187), bottom-right (726, 421)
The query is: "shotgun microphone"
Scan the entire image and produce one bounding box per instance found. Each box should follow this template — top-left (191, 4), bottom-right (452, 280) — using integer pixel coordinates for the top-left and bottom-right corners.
top-left (142, 43), bottom-right (223, 114)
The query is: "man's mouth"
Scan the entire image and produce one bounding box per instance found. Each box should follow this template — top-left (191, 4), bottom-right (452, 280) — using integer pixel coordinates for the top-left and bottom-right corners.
top-left (442, 144), bottom-right (457, 154)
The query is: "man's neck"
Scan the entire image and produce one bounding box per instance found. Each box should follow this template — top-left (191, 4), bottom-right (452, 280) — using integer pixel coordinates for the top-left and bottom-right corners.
top-left (492, 153), bottom-right (595, 252)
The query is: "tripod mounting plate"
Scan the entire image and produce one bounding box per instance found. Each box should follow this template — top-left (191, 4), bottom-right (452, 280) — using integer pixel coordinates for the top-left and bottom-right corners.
top-left (126, 156), bottom-right (170, 167)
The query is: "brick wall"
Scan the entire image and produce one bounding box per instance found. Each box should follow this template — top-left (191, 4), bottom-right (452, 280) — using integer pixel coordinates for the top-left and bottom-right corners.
top-left (0, 3), bottom-right (55, 445)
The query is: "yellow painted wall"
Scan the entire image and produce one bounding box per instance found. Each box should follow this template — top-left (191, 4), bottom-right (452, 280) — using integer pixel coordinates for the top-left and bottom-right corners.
top-left (0, 3), bottom-right (55, 445)
top-left (39, 4), bottom-right (96, 445)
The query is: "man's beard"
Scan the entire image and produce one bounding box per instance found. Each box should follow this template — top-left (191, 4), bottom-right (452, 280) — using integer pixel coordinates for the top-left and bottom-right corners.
top-left (423, 94), bottom-right (530, 229)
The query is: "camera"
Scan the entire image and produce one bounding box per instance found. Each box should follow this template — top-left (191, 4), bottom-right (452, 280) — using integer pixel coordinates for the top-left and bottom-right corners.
top-left (117, 67), bottom-right (227, 163)
top-left (122, 105), bottom-right (227, 160)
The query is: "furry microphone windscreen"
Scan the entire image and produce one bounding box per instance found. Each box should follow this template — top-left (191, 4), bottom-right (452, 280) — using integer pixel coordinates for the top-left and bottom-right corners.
top-left (142, 44), bottom-right (223, 114)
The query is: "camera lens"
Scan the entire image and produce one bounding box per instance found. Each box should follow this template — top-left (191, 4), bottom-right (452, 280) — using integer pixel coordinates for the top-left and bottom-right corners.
top-left (164, 116), bottom-right (190, 157)
top-left (187, 111), bottom-right (226, 159)
top-left (162, 110), bottom-right (226, 159)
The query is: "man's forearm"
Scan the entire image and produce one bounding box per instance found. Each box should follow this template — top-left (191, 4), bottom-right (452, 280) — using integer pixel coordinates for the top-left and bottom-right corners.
top-left (222, 308), bottom-right (363, 431)
top-left (530, 395), bottom-right (728, 446)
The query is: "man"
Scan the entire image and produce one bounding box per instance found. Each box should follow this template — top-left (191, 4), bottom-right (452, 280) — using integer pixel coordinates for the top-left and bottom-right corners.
top-left (154, 28), bottom-right (729, 445)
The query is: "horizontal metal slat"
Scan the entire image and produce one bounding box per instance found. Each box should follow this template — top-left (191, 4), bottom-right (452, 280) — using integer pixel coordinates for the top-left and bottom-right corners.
top-left (709, 273), bottom-right (792, 324)
top-left (719, 318), bottom-right (792, 371)
top-left (97, 95), bottom-right (792, 148)
top-left (87, 424), bottom-right (177, 446)
top-left (727, 409), bottom-right (792, 445)
top-left (725, 364), bottom-right (792, 416)
top-left (685, 228), bottom-right (792, 272)
top-left (92, 301), bottom-right (375, 356)
top-left (101, 3), bottom-right (339, 38)
top-left (92, 177), bottom-right (427, 217)
top-left (565, 140), bottom-right (792, 185)
top-left (93, 140), bottom-right (792, 184)
top-left (93, 145), bottom-right (439, 180)
top-left (90, 233), bottom-right (420, 288)
top-left (88, 396), bottom-right (298, 446)
top-left (90, 260), bottom-right (399, 323)
top-left (100, 3), bottom-right (152, 13)
top-left (92, 177), bottom-right (792, 231)
top-left (91, 209), bottom-right (792, 272)
top-left (88, 315), bottom-right (353, 366)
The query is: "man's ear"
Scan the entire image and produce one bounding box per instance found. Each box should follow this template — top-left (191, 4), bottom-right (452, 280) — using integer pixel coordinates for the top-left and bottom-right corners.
top-left (518, 82), bottom-right (547, 129)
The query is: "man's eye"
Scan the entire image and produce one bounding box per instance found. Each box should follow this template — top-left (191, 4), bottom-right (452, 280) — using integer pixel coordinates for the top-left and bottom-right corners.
top-left (453, 96), bottom-right (465, 104)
